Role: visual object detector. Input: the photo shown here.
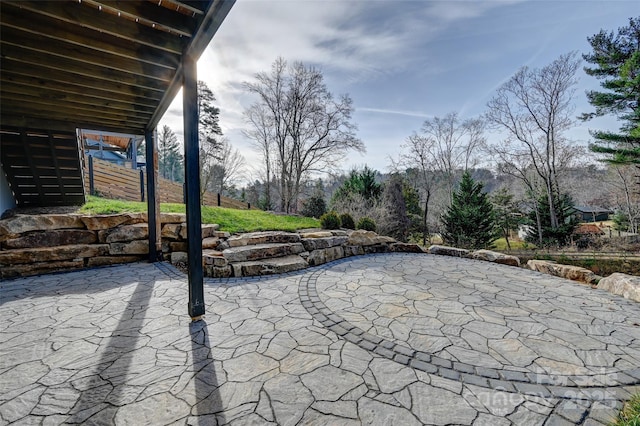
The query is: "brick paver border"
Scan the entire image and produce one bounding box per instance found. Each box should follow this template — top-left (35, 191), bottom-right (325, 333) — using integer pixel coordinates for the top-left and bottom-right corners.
top-left (297, 254), bottom-right (640, 402)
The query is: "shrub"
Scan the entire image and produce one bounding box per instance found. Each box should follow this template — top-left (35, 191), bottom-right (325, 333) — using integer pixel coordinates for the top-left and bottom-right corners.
top-left (339, 213), bottom-right (355, 229)
top-left (357, 217), bottom-right (377, 232)
top-left (301, 194), bottom-right (327, 218)
top-left (320, 211), bottom-right (341, 230)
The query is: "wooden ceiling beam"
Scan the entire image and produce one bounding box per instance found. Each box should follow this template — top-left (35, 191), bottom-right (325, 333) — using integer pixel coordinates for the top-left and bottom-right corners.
top-left (0, 4), bottom-right (181, 69)
top-left (1, 86), bottom-right (156, 114)
top-left (2, 57), bottom-right (162, 99)
top-left (153, 0), bottom-right (206, 17)
top-left (0, 1), bottom-right (235, 138)
top-left (0, 92), bottom-right (153, 123)
top-left (1, 74), bottom-right (158, 110)
top-left (1, 115), bottom-right (142, 135)
top-left (3, 0), bottom-right (187, 55)
top-left (174, 1), bottom-right (208, 15)
top-left (3, 104), bottom-right (150, 127)
top-left (87, 0), bottom-right (197, 37)
top-left (1, 28), bottom-right (175, 83)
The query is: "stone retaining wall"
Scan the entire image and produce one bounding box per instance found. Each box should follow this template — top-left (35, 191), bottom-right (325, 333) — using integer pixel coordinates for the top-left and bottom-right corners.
top-left (0, 213), bottom-right (193, 279)
top-left (3, 216), bottom-right (639, 305)
top-left (0, 214), bottom-right (422, 279)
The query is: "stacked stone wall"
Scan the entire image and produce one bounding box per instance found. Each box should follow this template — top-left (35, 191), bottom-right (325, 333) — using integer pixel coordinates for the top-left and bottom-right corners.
top-left (2, 216), bottom-right (639, 304)
top-left (0, 214), bottom-right (423, 279)
top-left (0, 213), bottom-right (195, 279)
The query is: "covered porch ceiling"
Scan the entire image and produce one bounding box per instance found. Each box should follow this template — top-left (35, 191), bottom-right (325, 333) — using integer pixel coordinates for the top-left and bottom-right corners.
top-left (1, 0), bottom-right (235, 318)
top-left (0, 0), bottom-right (234, 135)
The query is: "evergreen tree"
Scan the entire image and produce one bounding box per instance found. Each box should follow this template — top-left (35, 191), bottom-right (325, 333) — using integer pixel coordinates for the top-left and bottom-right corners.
top-left (198, 81), bottom-right (223, 197)
top-left (441, 171), bottom-right (496, 249)
top-left (582, 17), bottom-right (640, 164)
top-left (331, 166), bottom-right (381, 206)
top-left (525, 192), bottom-right (578, 247)
top-left (379, 174), bottom-right (410, 242)
top-left (612, 211), bottom-right (630, 232)
top-left (198, 81), bottom-right (223, 152)
top-left (402, 181), bottom-right (425, 242)
top-left (301, 180), bottom-right (328, 218)
top-left (158, 125), bottom-right (183, 183)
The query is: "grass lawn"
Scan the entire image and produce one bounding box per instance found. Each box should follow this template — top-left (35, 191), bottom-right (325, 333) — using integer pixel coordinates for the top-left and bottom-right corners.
top-left (612, 393), bottom-right (640, 426)
top-left (79, 196), bottom-right (320, 234)
top-left (492, 238), bottom-right (532, 251)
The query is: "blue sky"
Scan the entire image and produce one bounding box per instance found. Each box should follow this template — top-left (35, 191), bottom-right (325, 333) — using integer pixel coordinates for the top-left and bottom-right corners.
top-left (159, 1), bottom-right (637, 178)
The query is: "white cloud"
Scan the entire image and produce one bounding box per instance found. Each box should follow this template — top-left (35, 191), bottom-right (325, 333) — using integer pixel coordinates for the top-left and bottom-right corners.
top-left (358, 107), bottom-right (433, 119)
top-left (160, 0), bottom-right (620, 183)
top-left (161, 1), bottom-right (508, 131)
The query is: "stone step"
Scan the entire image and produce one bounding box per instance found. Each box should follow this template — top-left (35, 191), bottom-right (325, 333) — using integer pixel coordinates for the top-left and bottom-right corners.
top-left (231, 255), bottom-right (308, 277)
top-left (225, 231), bottom-right (301, 248)
top-left (222, 242), bottom-right (305, 263)
top-left (301, 235), bottom-right (348, 251)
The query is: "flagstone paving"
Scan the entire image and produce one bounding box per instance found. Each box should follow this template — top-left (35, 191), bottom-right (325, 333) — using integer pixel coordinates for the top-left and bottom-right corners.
top-left (1, 253), bottom-right (639, 425)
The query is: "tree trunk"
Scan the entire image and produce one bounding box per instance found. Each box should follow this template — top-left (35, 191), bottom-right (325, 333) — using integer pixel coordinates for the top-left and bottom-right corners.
top-left (265, 165), bottom-right (271, 211)
top-left (504, 228), bottom-right (511, 250)
top-left (422, 191), bottom-right (431, 246)
top-left (546, 181), bottom-right (559, 230)
top-left (535, 204), bottom-right (543, 246)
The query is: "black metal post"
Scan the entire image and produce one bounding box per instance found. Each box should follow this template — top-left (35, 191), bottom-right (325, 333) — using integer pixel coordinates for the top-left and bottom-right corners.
top-left (183, 53), bottom-right (205, 320)
top-left (145, 130), bottom-right (159, 262)
top-left (140, 169), bottom-right (145, 202)
top-left (217, 193), bottom-right (221, 207)
top-left (131, 137), bottom-right (137, 169)
top-left (88, 155), bottom-right (94, 196)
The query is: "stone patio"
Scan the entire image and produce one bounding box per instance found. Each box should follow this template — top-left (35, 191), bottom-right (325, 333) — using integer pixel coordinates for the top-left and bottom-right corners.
top-left (1, 253), bottom-right (639, 425)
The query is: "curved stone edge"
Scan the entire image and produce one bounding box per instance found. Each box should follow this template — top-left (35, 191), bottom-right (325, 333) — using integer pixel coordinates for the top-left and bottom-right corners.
top-left (296, 253), bottom-right (640, 400)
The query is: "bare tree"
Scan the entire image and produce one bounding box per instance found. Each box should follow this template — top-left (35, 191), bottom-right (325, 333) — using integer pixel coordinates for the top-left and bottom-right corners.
top-left (206, 138), bottom-right (246, 196)
top-left (607, 165), bottom-right (640, 233)
top-left (419, 112), bottom-right (485, 202)
top-left (397, 133), bottom-right (438, 245)
top-left (243, 104), bottom-right (275, 210)
top-left (244, 57), bottom-right (365, 213)
top-left (486, 52), bottom-right (581, 244)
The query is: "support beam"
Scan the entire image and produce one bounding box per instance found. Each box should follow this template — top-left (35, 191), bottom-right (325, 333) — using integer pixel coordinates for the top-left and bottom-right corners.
top-left (183, 53), bottom-right (204, 320)
top-left (145, 129), bottom-right (160, 262)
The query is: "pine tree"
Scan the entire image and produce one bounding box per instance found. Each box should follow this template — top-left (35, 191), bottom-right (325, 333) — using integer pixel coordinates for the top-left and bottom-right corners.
top-left (379, 174), bottom-right (410, 242)
top-left (197, 81), bottom-right (223, 197)
top-left (158, 125), bottom-right (183, 183)
top-left (301, 179), bottom-right (328, 218)
top-left (198, 80), bottom-right (223, 152)
top-left (525, 192), bottom-right (578, 247)
top-left (402, 181), bottom-right (424, 242)
top-left (582, 17), bottom-right (640, 164)
top-left (330, 166), bottom-right (382, 207)
top-left (441, 172), bottom-right (496, 249)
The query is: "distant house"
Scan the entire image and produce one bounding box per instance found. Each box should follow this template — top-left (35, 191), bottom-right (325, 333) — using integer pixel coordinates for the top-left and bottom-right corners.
top-left (573, 206), bottom-right (613, 222)
top-left (82, 131), bottom-right (145, 170)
